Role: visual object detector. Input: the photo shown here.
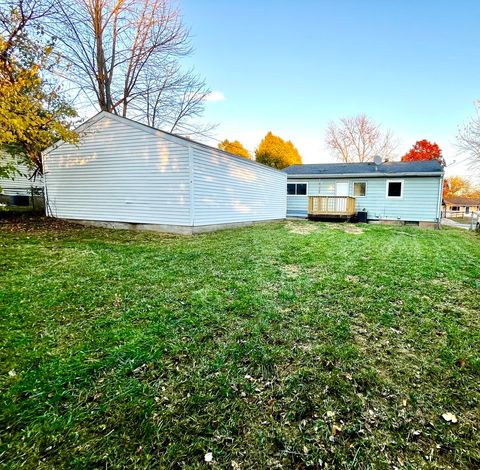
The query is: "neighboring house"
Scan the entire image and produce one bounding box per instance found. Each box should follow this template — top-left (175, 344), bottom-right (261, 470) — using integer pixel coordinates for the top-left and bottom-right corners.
top-left (0, 158), bottom-right (43, 196)
top-left (43, 112), bottom-right (286, 234)
top-left (283, 160), bottom-right (444, 227)
top-left (443, 196), bottom-right (480, 218)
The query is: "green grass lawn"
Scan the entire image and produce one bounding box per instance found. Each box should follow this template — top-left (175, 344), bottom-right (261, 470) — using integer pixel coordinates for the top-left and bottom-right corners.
top-left (1, 218), bottom-right (479, 468)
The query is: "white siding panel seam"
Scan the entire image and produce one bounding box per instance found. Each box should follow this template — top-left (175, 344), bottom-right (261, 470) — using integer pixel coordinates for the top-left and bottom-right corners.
top-left (188, 144), bottom-right (195, 226)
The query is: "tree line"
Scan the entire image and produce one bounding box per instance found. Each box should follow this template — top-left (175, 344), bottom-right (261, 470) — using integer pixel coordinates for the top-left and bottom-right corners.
top-left (217, 133), bottom-right (302, 169)
top-left (219, 117), bottom-right (446, 169)
top-left (219, 125), bottom-right (444, 169)
top-left (1, 0), bottom-right (480, 181)
top-left (220, 116), bottom-right (478, 195)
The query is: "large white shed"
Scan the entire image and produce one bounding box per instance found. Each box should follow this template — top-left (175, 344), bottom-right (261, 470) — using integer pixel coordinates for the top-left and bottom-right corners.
top-left (43, 112), bottom-right (286, 233)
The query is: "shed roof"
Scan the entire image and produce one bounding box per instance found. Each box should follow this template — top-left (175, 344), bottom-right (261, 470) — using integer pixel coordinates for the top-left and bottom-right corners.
top-left (283, 160), bottom-right (444, 177)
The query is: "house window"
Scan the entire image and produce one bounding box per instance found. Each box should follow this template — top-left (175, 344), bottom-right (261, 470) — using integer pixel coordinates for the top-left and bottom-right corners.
top-left (353, 182), bottom-right (367, 197)
top-left (451, 206), bottom-right (459, 211)
top-left (386, 180), bottom-right (403, 198)
top-left (465, 207), bottom-right (470, 214)
top-left (287, 183), bottom-right (307, 195)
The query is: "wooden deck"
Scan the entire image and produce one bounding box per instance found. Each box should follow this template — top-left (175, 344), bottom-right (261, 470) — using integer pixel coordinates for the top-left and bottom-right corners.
top-left (308, 196), bottom-right (356, 218)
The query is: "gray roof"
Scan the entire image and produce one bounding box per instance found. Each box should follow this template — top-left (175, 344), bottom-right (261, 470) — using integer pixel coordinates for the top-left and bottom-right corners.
top-left (283, 160), bottom-right (444, 177)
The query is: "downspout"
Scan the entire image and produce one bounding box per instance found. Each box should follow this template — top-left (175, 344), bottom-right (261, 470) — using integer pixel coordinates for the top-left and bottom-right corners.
top-left (436, 173), bottom-right (444, 228)
top-left (188, 144), bottom-right (195, 228)
top-left (41, 151), bottom-right (48, 217)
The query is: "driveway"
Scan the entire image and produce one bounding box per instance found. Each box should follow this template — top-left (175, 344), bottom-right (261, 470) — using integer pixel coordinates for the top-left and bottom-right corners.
top-left (442, 218), bottom-right (473, 230)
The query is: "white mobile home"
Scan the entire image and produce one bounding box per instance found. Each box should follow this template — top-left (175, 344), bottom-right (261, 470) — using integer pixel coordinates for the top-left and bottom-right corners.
top-left (43, 112), bottom-right (286, 233)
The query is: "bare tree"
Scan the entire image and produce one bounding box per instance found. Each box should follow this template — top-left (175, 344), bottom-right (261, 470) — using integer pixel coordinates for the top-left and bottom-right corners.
top-left (52, 0), bottom-right (210, 131)
top-left (128, 60), bottom-right (211, 134)
top-left (325, 114), bottom-right (397, 162)
top-left (457, 102), bottom-right (480, 170)
top-left (0, 0), bottom-right (59, 77)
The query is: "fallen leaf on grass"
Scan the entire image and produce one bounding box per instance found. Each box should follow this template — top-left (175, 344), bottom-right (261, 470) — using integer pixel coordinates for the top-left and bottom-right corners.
top-left (442, 412), bottom-right (458, 423)
top-left (332, 424), bottom-right (342, 435)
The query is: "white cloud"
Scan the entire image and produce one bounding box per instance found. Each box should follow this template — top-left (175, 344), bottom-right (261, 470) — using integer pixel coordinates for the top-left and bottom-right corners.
top-left (205, 91), bottom-right (225, 102)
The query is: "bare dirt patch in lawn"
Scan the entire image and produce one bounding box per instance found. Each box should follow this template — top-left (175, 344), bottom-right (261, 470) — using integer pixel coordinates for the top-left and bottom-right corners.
top-left (282, 264), bottom-right (301, 278)
top-left (285, 221), bottom-right (318, 235)
top-left (329, 223), bottom-right (364, 234)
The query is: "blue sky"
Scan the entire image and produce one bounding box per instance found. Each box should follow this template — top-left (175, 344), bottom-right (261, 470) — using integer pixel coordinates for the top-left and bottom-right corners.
top-left (181, 0), bottom-right (480, 178)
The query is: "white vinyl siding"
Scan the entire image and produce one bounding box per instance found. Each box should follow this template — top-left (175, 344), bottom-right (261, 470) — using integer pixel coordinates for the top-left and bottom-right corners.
top-left (286, 176), bottom-right (442, 222)
top-left (192, 146), bottom-right (286, 226)
top-left (44, 115), bottom-right (191, 225)
top-left (0, 158), bottom-right (43, 195)
top-left (44, 112), bottom-right (286, 229)
top-left (353, 177), bottom-right (440, 221)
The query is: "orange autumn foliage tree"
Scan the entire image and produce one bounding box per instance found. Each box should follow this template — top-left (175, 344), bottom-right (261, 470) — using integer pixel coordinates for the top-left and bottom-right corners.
top-left (218, 139), bottom-right (251, 159)
top-left (443, 176), bottom-right (475, 199)
top-left (442, 179), bottom-right (449, 199)
top-left (255, 132), bottom-right (302, 169)
top-left (401, 139), bottom-right (445, 166)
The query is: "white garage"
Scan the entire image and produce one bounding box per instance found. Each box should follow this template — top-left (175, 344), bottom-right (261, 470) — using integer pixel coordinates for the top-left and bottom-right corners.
top-left (43, 112), bottom-right (286, 234)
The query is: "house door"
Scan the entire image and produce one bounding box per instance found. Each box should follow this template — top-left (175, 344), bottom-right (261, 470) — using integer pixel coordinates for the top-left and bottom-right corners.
top-left (336, 182), bottom-right (349, 196)
top-left (335, 182), bottom-right (349, 212)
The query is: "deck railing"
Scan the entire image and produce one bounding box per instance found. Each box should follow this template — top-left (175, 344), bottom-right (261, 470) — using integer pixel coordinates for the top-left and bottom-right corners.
top-left (308, 196), bottom-right (356, 216)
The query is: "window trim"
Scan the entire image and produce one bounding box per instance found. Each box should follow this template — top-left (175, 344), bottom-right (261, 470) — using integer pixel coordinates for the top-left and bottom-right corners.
top-left (386, 179), bottom-right (404, 199)
top-left (287, 182), bottom-right (309, 196)
top-left (353, 181), bottom-right (367, 198)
